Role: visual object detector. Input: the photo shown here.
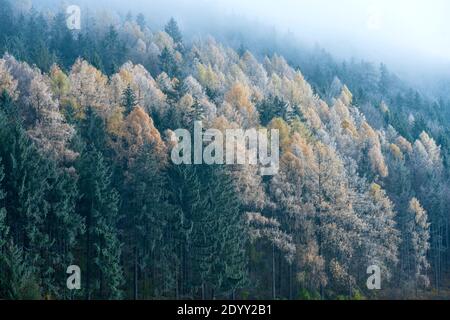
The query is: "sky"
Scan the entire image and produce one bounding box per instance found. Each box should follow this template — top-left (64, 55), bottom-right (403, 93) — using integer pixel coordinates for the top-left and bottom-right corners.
top-left (212, 0), bottom-right (450, 65)
top-left (37, 0), bottom-right (450, 79)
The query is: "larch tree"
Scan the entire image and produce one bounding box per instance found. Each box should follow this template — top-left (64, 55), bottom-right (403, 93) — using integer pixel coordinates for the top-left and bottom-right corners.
top-left (406, 198), bottom-right (431, 290)
top-left (0, 58), bottom-right (18, 100)
top-left (68, 59), bottom-right (111, 120)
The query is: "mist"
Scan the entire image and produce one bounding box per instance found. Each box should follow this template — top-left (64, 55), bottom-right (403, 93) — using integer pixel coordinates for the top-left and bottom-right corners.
top-left (35, 0), bottom-right (450, 87)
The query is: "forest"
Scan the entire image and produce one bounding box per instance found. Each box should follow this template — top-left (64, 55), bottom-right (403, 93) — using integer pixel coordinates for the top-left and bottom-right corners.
top-left (0, 0), bottom-right (449, 300)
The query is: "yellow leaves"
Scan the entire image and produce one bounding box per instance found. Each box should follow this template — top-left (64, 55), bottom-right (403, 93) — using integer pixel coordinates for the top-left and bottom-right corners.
top-left (152, 31), bottom-right (175, 51)
top-left (408, 198), bottom-right (428, 226)
top-left (329, 259), bottom-right (351, 287)
top-left (118, 68), bottom-right (133, 85)
top-left (291, 133), bottom-right (314, 161)
top-left (69, 59), bottom-right (110, 117)
top-left (280, 151), bottom-right (303, 177)
top-left (396, 136), bottom-right (413, 154)
top-left (268, 73), bottom-right (282, 96)
top-left (210, 115), bottom-right (235, 131)
top-left (49, 64), bottom-right (70, 101)
top-left (121, 107), bottom-right (167, 165)
top-left (225, 83), bottom-right (252, 112)
top-left (389, 143), bottom-right (403, 161)
top-left (341, 119), bottom-right (358, 138)
top-left (106, 106), bottom-right (125, 137)
top-left (0, 59), bottom-right (18, 100)
top-left (197, 63), bottom-right (221, 92)
top-left (291, 118), bottom-right (314, 143)
top-left (229, 63), bottom-right (247, 84)
top-left (224, 82), bottom-right (258, 127)
top-left (333, 99), bottom-right (351, 121)
top-left (370, 183), bottom-right (382, 198)
top-left (125, 107), bottom-right (163, 147)
top-left (124, 20), bottom-right (146, 39)
top-left (339, 85), bottom-right (353, 106)
top-left (361, 121), bottom-right (378, 142)
top-left (368, 145), bottom-right (389, 178)
top-left (283, 137), bottom-right (316, 183)
top-left (268, 118), bottom-right (290, 152)
top-left (113, 62), bottom-right (166, 115)
top-left (177, 94), bottom-right (194, 110)
top-left (62, 97), bottom-right (85, 120)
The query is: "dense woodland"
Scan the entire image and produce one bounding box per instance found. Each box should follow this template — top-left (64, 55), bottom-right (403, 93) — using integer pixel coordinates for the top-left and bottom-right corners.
top-left (0, 0), bottom-right (450, 300)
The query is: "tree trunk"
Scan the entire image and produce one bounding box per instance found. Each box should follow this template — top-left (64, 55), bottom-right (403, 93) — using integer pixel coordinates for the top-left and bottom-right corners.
top-left (272, 243), bottom-right (276, 300)
top-left (134, 246), bottom-right (138, 300)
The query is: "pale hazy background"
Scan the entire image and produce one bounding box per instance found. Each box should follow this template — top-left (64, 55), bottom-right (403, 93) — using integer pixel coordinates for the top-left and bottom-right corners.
top-left (34, 0), bottom-right (450, 81)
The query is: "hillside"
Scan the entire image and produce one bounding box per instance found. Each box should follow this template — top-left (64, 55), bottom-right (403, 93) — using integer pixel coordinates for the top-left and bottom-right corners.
top-left (0, 0), bottom-right (449, 300)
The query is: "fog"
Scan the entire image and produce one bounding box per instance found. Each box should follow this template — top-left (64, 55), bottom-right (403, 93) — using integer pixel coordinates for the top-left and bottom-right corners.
top-left (36, 0), bottom-right (450, 84)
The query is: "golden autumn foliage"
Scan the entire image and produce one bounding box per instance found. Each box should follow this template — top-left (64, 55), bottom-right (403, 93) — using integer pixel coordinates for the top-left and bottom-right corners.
top-left (224, 82), bottom-right (259, 127)
top-left (389, 143), bottom-right (404, 161)
top-left (106, 106), bottom-right (126, 137)
top-left (339, 85), bottom-right (353, 106)
top-left (197, 63), bottom-right (222, 92)
top-left (396, 136), bottom-right (413, 154)
top-left (0, 58), bottom-right (18, 99)
top-left (225, 82), bottom-right (254, 113)
top-left (268, 117), bottom-right (291, 152)
top-left (49, 64), bottom-right (70, 102)
top-left (119, 106), bottom-right (167, 167)
top-left (69, 59), bottom-right (110, 119)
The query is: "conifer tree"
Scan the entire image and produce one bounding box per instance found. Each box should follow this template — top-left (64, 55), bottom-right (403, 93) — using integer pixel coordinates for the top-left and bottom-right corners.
top-left (159, 47), bottom-right (180, 79)
top-left (168, 164), bottom-right (248, 299)
top-left (208, 167), bottom-right (248, 298)
top-left (121, 85), bottom-right (138, 115)
top-left (0, 102), bottom-right (82, 298)
top-left (0, 242), bottom-right (41, 300)
top-left (165, 18), bottom-right (183, 47)
top-left (77, 147), bottom-right (124, 300)
top-left (257, 95), bottom-right (286, 126)
top-left (121, 142), bottom-right (175, 299)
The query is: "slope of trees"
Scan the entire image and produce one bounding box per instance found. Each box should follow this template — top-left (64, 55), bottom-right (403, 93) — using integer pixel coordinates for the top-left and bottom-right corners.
top-left (0, 0), bottom-right (449, 300)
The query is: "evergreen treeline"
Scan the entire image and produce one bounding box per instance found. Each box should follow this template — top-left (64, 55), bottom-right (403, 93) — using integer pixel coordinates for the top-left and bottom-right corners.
top-left (0, 0), bottom-right (449, 300)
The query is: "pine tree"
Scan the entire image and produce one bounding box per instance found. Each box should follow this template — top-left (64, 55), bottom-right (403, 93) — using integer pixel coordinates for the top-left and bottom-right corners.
top-left (136, 13), bottom-right (146, 30)
top-left (165, 18), bottom-right (183, 46)
top-left (159, 47), bottom-right (180, 79)
top-left (283, 103), bottom-right (302, 125)
top-left (0, 242), bottom-right (41, 300)
top-left (0, 106), bottom-right (52, 295)
top-left (101, 26), bottom-right (127, 75)
top-left (44, 162), bottom-right (83, 299)
top-left (184, 98), bottom-right (205, 127)
top-left (77, 147), bottom-right (124, 300)
top-left (168, 164), bottom-right (248, 299)
top-left (121, 142), bottom-right (175, 299)
top-left (78, 106), bottom-right (108, 154)
top-left (121, 85), bottom-right (138, 115)
top-left (0, 89), bottom-right (17, 117)
top-left (257, 95), bottom-right (286, 126)
top-left (208, 167), bottom-right (248, 298)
